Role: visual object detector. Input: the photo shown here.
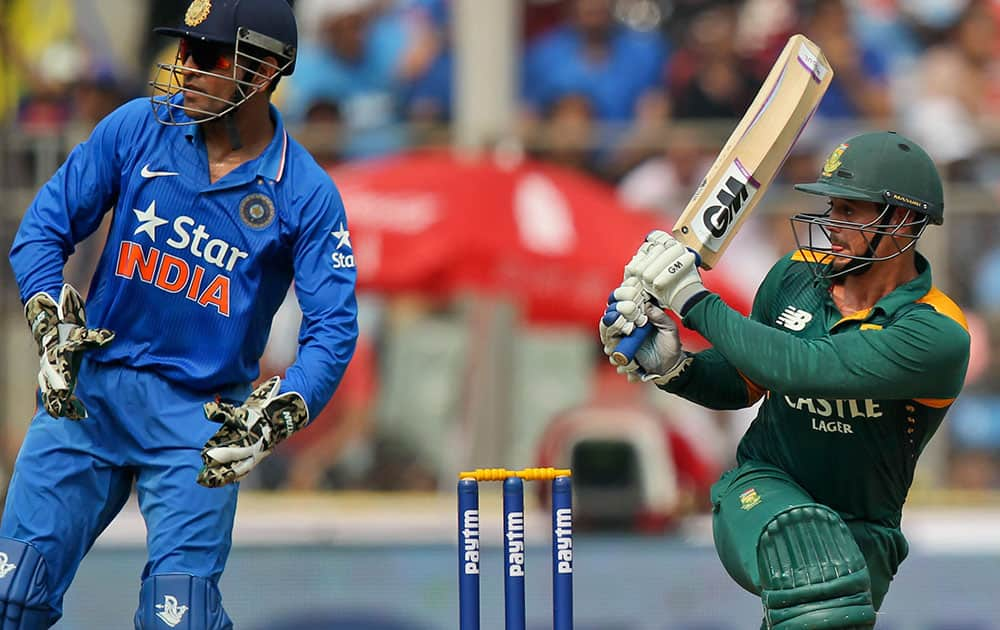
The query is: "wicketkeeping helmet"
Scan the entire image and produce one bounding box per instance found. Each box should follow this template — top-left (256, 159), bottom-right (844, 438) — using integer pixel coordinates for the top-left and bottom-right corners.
top-left (789, 131), bottom-right (944, 278)
top-left (150, 0), bottom-right (298, 125)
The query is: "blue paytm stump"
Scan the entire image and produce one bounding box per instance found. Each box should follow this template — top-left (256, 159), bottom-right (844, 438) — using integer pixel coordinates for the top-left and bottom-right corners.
top-left (503, 477), bottom-right (526, 630)
top-left (457, 468), bottom-right (573, 629)
top-left (552, 476), bottom-right (574, 630)
top-left (458, 478), bottom-right (480, 630)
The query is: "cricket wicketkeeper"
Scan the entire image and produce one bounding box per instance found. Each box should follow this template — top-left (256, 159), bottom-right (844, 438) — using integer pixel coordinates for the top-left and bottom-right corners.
top-left (0, 0), bottom-right (357, 627)
top-left (601, 131), bottom-right (970, 629)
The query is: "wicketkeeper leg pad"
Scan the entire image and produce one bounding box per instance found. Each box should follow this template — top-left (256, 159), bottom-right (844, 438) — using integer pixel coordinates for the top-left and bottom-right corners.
top-left (135, 574), bottom-right (232, 630)
top-left (758, 505), bottom-right (876, 630)
top-left (0, 538), bottom-right (52, 629)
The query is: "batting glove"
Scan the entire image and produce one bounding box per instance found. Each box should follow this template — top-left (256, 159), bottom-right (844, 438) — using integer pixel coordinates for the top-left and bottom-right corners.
top-left (631, 304), bottom-right (692, 385)
top-left (599, 278), bottom-right (649, 381)
top-left (197, 376), bottom-right (309, 488)
top-left (599, 277), bottom-right (648, 344)
top-left (625, 231), bottom-right (709, 316)
top-left (25, 284), bottom-right (115, 419)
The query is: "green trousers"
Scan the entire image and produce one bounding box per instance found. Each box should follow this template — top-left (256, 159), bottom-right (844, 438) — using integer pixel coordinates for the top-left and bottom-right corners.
top-left (710, 460), bottom-right (908, 611)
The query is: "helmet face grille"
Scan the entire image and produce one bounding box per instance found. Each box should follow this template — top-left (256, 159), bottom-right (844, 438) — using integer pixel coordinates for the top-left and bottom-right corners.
top-left (789, 203), bottom-right (929, 280)
top-left (237, 27), bottom-right (296, 71)
top-left (149, 31), bottom-right (292, 126)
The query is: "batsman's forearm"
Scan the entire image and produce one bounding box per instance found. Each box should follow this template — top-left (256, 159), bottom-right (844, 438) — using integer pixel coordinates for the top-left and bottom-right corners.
top-left (683, 294), bottom-right (968, 400)
top-left (658, 348), bottom-right (760, 410)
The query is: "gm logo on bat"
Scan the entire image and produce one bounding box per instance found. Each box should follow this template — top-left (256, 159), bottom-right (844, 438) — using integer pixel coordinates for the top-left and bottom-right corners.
top-left (693, 160), bottom-right (761, 252)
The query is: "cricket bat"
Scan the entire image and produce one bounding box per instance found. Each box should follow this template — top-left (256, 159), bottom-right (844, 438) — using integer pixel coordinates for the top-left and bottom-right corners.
top-left (611, 34), bottom-right (833, 366)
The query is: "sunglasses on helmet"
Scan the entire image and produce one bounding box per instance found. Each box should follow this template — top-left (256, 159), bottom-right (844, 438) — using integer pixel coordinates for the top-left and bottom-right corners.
top-left (178, 39), bottom-right (234, 71)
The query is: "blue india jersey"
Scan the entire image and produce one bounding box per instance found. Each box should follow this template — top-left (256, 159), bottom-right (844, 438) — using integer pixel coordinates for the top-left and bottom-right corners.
top-left (10, 97), bottom-right (358, 416)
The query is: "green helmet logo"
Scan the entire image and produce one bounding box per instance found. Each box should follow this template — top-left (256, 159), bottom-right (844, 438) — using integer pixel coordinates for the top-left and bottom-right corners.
top-left (796, 131), bottom-right (944, 225)
top-left (821, 143), bottom-right (848, 178)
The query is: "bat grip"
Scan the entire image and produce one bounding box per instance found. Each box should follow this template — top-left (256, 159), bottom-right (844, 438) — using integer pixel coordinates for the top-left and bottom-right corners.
top-left (611, 248), bottom-right (701, 367)
top-left (610, 323), bottom-right (652, 367)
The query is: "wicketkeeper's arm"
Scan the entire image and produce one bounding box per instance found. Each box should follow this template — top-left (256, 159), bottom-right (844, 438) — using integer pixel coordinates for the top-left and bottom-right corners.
top-left (10, 104), bottom-right (134, 301)
top-left (279, 186), bottom-right (359, 416)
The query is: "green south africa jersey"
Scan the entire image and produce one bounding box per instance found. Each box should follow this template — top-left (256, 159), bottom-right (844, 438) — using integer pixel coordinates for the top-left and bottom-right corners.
top-left (665, 251), bottom-right (970, 528)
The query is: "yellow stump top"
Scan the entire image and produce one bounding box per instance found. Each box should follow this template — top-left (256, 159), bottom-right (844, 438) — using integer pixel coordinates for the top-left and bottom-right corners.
top-left (458, 467), bottom-right (572, 482)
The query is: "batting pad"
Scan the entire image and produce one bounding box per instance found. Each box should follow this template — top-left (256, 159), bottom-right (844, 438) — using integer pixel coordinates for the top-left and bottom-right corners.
top-left (0, 538), bottom-right (51, 629)
top-left (758, 505), bottom-right (876, 629)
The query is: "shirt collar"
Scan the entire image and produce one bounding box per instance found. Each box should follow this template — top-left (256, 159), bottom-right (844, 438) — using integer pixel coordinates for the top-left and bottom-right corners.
top-left (869, 252), bottom-right (933, 317)
top-left (182, 103), bottom-right (289, 183)
top-left (256, 104), bottom-right (289, 182)
top-left (827, 253), bottom-right (932, 330)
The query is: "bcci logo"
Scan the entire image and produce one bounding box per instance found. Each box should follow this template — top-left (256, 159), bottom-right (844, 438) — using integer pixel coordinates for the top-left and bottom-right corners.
top-left (184, 0), bottom-right (212, 27)
top-left (239, 193), bottom-right (276, 229)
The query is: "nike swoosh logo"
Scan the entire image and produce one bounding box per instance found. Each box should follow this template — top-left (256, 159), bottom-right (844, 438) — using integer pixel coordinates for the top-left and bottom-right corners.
top-left (141, 164), bottom-right (179, 178)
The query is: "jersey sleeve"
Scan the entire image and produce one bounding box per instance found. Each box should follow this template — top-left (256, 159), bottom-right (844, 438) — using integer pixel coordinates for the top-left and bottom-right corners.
top-left (657, 347), bottom-right (762, 409)
top-left (657, 261), bottom-right (784, 408)
top-left (279, 183), bottom-right (359, 418)
top-left (9, 104), bottom-right (132, 302)
top-left (683, 293), bottom-right (970, 401)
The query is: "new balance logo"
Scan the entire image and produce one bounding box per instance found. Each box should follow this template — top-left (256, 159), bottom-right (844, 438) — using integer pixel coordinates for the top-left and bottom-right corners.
top-left (0, 553), bottom-right (16, 578)
top-left (141, 164), bottom-right (179, 179)
top-left (155, 595), bottom-right (188, 627)
top-left (777, 306), bottom-right (813, 331)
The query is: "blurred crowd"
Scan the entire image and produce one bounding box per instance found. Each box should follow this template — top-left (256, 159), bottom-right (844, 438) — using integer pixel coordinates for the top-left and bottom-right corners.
top-left (5, 0), bottom-right (1000, 178)
top-left (2, 0), bottom-right (1000, 515)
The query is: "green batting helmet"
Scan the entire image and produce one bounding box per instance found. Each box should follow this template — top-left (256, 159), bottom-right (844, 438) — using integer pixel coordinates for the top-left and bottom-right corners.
top-left (794, 131), bottom-right (944, 224)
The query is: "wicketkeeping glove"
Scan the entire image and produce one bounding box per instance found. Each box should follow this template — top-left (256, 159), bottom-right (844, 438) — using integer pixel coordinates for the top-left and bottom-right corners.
top-left (25, 284), bottom-right (115, 419)
top-left (197, 376), bottom-right (309, 488)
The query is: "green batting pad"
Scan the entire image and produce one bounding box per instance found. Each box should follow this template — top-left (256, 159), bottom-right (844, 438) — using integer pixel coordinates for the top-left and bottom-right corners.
top-left (758, 505), bottom-right (875, 629)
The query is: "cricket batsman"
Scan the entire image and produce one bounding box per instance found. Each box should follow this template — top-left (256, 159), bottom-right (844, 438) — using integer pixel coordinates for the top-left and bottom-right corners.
top-left (0, 0), bottom-right (358, 627)
top-left (600, 131), bottom-right (970, 628)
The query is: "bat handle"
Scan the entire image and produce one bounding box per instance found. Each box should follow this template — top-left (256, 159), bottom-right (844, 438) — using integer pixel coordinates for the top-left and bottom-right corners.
top-left (610, 322), bottom-right (652, 367)
top-left (610, 249), bottom-right (700, 367)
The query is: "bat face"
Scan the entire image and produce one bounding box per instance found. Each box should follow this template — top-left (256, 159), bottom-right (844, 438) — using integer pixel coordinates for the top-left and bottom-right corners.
top-left (678, 159), bottom-right (761, 256)
top-left (671, 35), bottom-right (833, 269)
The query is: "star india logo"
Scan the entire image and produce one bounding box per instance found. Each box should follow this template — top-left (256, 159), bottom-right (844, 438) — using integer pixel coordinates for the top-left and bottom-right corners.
top-left (119, 197), bottom-right (247, 317)
top-left (155, 595), bottom-right (189, 627)
top-left (331, 223), bottom-right (355, 269)
top-left (133, 201), bottom-right (168, 242)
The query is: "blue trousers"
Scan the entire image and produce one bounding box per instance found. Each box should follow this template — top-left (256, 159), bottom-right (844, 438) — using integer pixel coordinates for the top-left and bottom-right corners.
top-left (0, 358), bottom-right (250, 624)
